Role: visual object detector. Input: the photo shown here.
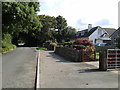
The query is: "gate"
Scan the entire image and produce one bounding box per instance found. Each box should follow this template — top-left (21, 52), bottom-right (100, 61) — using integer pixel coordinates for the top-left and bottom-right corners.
top-left (82, 49), bottom-right (96, 62)
top-left (107, 49), bottom-right (120, 69)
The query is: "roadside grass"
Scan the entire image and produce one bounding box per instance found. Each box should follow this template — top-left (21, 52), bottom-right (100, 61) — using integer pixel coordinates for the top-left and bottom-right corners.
top-left (36, 47), bottom-right (46, 50)
top-left (96, 52), bottom-right (99, 59)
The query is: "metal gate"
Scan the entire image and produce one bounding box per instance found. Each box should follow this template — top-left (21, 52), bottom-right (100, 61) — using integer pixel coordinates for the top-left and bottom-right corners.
top-left (107, 49), bottom-right (120, 69)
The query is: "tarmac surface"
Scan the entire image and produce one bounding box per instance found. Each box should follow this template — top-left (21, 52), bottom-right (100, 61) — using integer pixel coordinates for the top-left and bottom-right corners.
top-left (39, 50), bottom-right (118, 88)
top-left (2, 47), bottom-right (37, 88)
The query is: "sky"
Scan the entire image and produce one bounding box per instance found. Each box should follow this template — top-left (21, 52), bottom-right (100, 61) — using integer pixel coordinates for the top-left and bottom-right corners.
top-left (38, 0), bottom-right (120, 30)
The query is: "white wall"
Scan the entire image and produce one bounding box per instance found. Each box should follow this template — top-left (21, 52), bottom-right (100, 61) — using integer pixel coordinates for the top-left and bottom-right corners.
top-left (89, 28), bottom-right (106, 44)
top-left (96, 39), bottom-right (103, 43)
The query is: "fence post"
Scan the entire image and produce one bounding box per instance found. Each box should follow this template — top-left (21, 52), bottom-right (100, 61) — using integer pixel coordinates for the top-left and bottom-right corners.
top-left (99, 51), bottom-right (107, 71)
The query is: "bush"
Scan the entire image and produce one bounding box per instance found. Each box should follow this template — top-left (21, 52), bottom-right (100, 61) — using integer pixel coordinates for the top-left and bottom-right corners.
top-left (50, 43), bottom-right (57, 46)
top-left (62, 41), bottom-right (73, 47)
top-left (86, 46), bottom-right (95, 51)
top-left (43, 40), bottom-right (52, 48)
top-left (43, 40), bottom-right (57, 50)
top-left (56, 44), bottom-right (63, 48)
top-left (74, 38), bottom-right (93, 46)
top-left (73, 45), bottom-right (85, 50)
top-left (2, 38), bottom-right (16, 53)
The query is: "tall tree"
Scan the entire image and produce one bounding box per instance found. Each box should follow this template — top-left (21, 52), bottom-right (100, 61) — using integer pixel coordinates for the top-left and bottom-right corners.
top-left (38, 15), bottom-right (57, 45)
top-left (56, 15), bottom-right (67, 42)
top-left (2, 2), bottom-right (42, 46)
top-left (62, 26), bottom-right (76, 41)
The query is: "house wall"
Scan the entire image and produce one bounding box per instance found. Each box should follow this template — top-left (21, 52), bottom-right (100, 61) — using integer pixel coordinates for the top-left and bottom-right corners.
top-left (96, 39), bottom-right (103, 43)
top-left (89, 28), bottom-right (106, 44)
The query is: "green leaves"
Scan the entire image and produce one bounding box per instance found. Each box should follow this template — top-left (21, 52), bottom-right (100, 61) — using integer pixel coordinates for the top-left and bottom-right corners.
top-left (2, 2), bottom-right (42, 46)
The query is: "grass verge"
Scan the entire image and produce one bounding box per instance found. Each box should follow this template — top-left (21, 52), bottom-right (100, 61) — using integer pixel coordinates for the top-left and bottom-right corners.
top-left (96, 52), bottom-right (99, 60)
top-left (36, 47), bottom-right (46, 50)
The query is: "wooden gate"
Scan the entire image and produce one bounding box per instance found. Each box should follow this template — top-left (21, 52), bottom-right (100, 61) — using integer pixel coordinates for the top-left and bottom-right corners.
top-left (82, 49), bottom-right (96, 62)
top-left (107, 49), bottom-right (120, 69)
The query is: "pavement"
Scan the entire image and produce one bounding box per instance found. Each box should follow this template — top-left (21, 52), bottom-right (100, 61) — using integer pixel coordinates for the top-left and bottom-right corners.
top-left (39, 50), bottom-right (118, 88)
top-left (2, 47), bottom-right (37, 88)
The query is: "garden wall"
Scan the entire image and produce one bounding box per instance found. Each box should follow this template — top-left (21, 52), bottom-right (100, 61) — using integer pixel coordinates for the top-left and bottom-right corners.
top-left (55, 47), bottom-right (82, 62)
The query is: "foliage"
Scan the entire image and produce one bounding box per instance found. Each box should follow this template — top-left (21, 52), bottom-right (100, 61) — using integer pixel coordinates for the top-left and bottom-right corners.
top-left (2, 2), bottom-right (42, 46)
top-left (38, 15), bottom-right (57, 45)
top-left (36, 47), bottom-right (46, 50)
top-left (96, 52), bottom-right (99, 59)
top-left (62, 41), bottom-right (73, 47)
top-left (50, 43), bottom-right (57, 46)
top-left (86, 46), bottom-right (95, 51)
top-left (116, 35), bottom-right (120, 48)
top-left (74, 38), bottom-right (93, 46)
top-left (73, 45), bottom-right (85, 50)
top-left (61, 26), bottom-right (76, 41)
top-left (55, 15), bottom-right (67, 42)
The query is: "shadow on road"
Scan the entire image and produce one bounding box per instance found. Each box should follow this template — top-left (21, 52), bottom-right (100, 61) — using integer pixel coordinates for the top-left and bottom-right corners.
top-left (46, 51), bottom-right (73, 63)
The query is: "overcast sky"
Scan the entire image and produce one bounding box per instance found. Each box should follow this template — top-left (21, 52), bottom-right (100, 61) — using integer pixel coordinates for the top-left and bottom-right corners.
top-left (38, 0), bottom-right (119, 30)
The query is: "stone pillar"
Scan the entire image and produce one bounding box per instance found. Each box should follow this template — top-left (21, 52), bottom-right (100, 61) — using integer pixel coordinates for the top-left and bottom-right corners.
top-left (99, 51), bottom-right (107, 71)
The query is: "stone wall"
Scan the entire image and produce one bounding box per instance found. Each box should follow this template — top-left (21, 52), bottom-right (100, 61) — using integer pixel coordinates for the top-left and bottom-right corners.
top-left (55, 47), bottom-right (82, 62)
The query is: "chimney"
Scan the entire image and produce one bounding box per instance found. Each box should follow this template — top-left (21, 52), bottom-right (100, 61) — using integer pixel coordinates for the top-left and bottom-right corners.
top-left (88, 24), bottom-right (92, 31)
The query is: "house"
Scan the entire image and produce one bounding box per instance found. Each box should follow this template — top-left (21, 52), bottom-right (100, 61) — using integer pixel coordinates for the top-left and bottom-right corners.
top-left (110, 27), bottom-right (120, 45)
top-left (76, 24), bottom-right (116, 44)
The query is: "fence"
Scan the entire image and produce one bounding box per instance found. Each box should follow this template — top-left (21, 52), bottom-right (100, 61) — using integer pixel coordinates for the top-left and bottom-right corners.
top-left (107, 49), bottom-right (120, 69)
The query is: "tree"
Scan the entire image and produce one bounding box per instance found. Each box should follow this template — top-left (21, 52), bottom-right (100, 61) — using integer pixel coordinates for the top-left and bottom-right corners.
top-left (2, 2), bottom-right (42, 46)
top-left (38, 15), bottom-right (57, 45)
top-left (62, 26), bottom-right (76, 41)
top-left (56, 15), bottom-right (67, 42)
top-left (116, 35), bottom-right (120, 48)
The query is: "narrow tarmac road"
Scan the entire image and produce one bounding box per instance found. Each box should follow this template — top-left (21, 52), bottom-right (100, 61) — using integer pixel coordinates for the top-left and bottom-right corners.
top-left (2, 47), bottom-right (37, 88)
top-left (39, 50), bottom-right (118, 88)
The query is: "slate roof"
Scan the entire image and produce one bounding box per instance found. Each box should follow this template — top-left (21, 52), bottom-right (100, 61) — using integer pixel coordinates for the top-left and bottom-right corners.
top-left (110, 27), bottom-right (120, 37)
top-left (84, 27), bottom-right (98, 37)
top-left (102, 28), bottom-right (116, 37)
top-left (76, 26), bottom-right (116, 38)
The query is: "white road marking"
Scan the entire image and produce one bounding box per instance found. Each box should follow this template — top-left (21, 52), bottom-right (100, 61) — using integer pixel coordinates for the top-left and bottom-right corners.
top-left (36, 50), bottom-right (40, 89)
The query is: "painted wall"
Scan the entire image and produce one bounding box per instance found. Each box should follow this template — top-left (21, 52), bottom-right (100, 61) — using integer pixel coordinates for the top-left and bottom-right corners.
top-left (89, 28), bottom-right (106, 44)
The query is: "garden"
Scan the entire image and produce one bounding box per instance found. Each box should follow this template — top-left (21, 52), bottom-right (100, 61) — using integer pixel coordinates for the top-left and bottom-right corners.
top-left (37, 38), bottom-right (99, 62)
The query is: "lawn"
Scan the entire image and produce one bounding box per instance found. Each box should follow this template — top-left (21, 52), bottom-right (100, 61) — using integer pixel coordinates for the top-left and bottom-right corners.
top-left (96, 52), bottom-right (99, 59)
top-left (36, 47), bottom-right (46, 50)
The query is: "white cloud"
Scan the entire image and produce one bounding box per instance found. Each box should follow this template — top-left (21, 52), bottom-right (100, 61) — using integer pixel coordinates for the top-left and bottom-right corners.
top-left (38, 0), bottom-right (119, 30)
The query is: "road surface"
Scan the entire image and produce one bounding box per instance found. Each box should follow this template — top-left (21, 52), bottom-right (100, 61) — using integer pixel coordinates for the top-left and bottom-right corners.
top-left (39, 50), bottom-right (118, 88)
top-left (2, 47), bottom-right (37, 88)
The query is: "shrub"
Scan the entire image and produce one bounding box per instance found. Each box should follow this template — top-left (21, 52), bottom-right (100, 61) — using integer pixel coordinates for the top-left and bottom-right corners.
top-left (56, 45), bottom-right (63, 48)
top-left (43, 40), bottom-right (52, 48)
top-left (73, 45), bottom-right (85, 50)
top-left (84, 46), bottom-right (96, 60)
top-left (86, 46), bottom-right (95, 51)
top-left (74, 38), bottom-right (93, 46)
top-left (62, 41), bottom-right (73, 47)
top-left (50, 43), bottom-right (57, 46)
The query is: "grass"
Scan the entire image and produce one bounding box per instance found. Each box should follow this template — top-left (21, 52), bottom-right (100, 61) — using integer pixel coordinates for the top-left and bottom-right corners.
top-left (96, 52), bottom-right (99, 59)
top-left (36, 47), bottom-right (46, 50)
